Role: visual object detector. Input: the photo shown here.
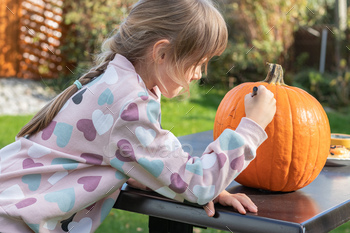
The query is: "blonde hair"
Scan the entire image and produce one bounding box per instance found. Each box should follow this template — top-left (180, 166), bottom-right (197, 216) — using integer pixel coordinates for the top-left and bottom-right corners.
top-left (17, 0), bottom-right (228, 138)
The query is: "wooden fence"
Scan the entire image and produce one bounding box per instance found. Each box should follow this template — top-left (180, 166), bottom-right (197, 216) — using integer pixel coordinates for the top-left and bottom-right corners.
top-left (294, 26), bottom-right (336, 71)
top-left (0, 0), bottom-right (64, 79)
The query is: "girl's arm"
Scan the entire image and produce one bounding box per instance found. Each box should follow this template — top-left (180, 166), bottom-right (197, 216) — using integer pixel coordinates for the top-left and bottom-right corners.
top-left (127, 178), bottom-right (258, 216)
top-left (107, 98), bottom-right (266, 206)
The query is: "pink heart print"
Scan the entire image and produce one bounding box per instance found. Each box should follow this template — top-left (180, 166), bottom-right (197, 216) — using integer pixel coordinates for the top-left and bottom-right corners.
top-left (77, 119), bottom-right (97, 141)
top-left (121, 103), bottom-right (139, 121)
top-left (15, 198), bottom-right (37, 209)
top-left (77, 176), bottom-right (102, 192)
top-left (115, 139), bottom-right (136, 162)
top-left (41, 121), bottom-right (57, 140)
top-left (169, 173), bottom-right (188, 193)
top-left (80, 153), bottom-right (103, 165)
top-left (22, 158), bottom-right (44, 169)
top-left (217, 153), bottom-right (227, 169)
top-left (230, 155), bottom-right (244, 172)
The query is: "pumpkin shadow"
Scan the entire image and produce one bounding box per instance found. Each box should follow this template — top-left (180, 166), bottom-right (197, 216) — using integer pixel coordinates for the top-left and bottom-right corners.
top-left (224, 185), bottom-right (321, 223)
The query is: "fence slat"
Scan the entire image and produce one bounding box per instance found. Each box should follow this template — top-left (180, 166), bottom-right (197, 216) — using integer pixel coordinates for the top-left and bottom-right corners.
top-left (1, 0), bottom-right (64, 80)
top-left (0, 0), bottom-right (20, 77)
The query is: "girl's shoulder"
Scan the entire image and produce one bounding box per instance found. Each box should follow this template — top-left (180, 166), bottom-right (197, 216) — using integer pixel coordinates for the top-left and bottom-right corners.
top-left (87, 54), bottom-right (158, 102)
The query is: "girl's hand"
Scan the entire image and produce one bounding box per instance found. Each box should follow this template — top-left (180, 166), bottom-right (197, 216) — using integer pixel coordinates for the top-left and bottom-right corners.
top-left (244, 85), bottom-right (276, 129)
top-left (204, 190), bottom-right (258, 217)
top-left (126, 178), bottom-right (151, 191)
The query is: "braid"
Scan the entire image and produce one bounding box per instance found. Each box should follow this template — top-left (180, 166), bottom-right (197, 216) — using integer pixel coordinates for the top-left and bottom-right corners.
top-left (17, 52), bottom-right (116, 138)
top-left (78, 59), bottom-right (112, 85)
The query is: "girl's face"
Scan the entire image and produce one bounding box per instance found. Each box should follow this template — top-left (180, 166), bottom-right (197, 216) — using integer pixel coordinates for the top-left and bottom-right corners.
top-left (157, 61), bottom-right (204, 98)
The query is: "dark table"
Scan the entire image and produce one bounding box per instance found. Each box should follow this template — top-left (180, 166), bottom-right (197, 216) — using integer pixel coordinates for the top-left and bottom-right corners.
top-left (114, 130), bottom-right (350, 233)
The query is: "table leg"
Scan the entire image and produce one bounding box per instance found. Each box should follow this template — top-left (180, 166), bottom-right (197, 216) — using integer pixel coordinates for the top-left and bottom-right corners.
top-left (148, 216), bottom-right (194, 233)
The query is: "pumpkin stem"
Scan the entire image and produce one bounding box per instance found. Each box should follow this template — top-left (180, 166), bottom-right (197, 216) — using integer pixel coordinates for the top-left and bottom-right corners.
top-left (264, 62), bottom-right (285, 85)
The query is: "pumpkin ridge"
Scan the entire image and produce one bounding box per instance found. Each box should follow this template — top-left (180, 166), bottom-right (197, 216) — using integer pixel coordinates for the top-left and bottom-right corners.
top-left (295, 88), bottom-right (315, 190)
top-left (298, 90), bottom-right (323, 188)
top-left (267, 83), bottom-right (278, 190)
top-left (299, 88), bottom-right (324, 188)
top-left (279, 86), bottom-right (297, 191)
top-left (274, 85), bottom-right (291, 191)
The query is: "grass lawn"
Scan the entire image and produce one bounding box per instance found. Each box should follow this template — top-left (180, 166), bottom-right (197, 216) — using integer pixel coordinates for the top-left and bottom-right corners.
top-left (0, 115), bottom-right (33, 148)
top-left (0, 85), bottom-right (349, 232)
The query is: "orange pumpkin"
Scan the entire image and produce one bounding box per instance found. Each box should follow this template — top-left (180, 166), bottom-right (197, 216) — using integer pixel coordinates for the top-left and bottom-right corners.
top-left (214, 63), bottom-right (330, 192)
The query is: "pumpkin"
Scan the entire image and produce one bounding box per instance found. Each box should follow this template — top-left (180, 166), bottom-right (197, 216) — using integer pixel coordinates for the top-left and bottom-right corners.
top-left (214, 63), bottom-right (330, 192)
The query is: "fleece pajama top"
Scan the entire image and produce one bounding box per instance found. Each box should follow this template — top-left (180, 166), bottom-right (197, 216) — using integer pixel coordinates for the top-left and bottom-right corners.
top-left (0, 54), bottom-right (267, 233)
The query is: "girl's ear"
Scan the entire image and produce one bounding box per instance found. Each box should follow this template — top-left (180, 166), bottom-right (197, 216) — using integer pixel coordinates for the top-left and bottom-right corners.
top-left (152, 39), bottom-right (170, 64)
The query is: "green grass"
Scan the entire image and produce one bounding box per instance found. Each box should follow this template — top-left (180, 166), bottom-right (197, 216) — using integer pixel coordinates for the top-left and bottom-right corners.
top-left (0, 115), bottom-right (33, 148)
top-left (1, 85), bottom-right (349, 232)
top-left (326, 107), bottom-right (350, 135)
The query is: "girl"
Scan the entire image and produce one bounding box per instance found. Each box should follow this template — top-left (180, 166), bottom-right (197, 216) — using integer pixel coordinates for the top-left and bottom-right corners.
top-left (0, 0), bottom-right (276, 232)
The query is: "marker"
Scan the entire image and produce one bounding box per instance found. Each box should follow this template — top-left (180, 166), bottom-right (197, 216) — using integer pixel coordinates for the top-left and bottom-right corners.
top-left (251, 86), bottom-right (258, 97)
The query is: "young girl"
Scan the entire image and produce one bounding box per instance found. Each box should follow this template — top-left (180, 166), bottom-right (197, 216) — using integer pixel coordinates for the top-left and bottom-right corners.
top-left (0, 0), bottom-right (276, 232)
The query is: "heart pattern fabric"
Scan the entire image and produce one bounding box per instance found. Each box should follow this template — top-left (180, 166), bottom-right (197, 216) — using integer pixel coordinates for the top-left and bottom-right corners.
top-left (72, 89), bottom-right (87, 105)
top-left (77, 119), bottom-right (97, 141)
top-left (77, 176), bottom-right (102, 192)
top-left (92, 110), bottom-right (114, 136)
top-left (121, 103), bottom-right (139, 121)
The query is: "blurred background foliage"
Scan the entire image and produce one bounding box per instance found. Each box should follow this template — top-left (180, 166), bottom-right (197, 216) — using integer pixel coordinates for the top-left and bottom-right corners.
top-left (49, 0), bottom-right (135, 91)
top-left (56, 0), bottom-right (350, 108)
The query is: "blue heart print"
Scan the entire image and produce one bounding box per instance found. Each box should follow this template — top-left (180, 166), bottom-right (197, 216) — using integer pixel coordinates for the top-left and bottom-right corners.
top-left (138, 91), bottom-right (149, 100)
top-left (110, 158), bottom-right (125, 172)
top-left (219, 129), bottom-right (245, 151)
top-left (147, 100), bottom-right (160, 123)
top-left (115, 170), bottom-right (129, 180)
top-left (72, 89), bottom-right (87, 105)
top-left (100, 198), bottom-right (115, 223)
top-left (27, 224), bottom-right (40, 233)
top-left (53, 122), bottom-right (73, 148)
top-left (44, 188), bottom-right (75, 212)
top-left (193, 185), bottom-right (216, 205)
top-left (135, 127), bottom-right (156, 147)
top-left (155, 186), bottom-right (176, 199)
top-left (22, 174), bottom-right (41, 191)
top-left (185, 158), bottom-right (203, 176)
top-left (98, 88), bottom-right (114, 105)
top-left (138, 158), bottom-right (164, 178)
top-left (51, 158), bottom-right (79, 170)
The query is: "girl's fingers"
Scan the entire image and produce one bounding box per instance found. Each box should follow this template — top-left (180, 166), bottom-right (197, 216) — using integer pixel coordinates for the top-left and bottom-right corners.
top-left (220, 193), bottom-right (258, 214)
top-left (232, 194), bottom-right (258, 213)
top-left (236, 195), bottom-right (258, 213)
top-left (204, 201), bottom-right (215, 217)
top-left (126, 178), bottom-right (149, 190)
top-left (229, 198), bottom-right (247, 214)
